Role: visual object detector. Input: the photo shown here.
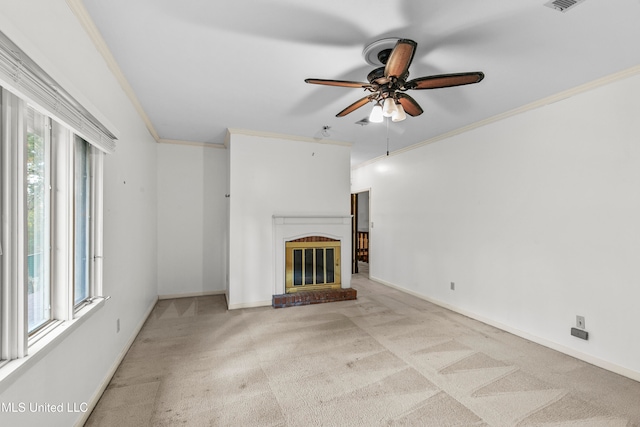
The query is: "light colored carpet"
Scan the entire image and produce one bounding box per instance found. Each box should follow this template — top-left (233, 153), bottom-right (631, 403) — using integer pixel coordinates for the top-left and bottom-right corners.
top-left (86, 275), bottom-right (640, 426)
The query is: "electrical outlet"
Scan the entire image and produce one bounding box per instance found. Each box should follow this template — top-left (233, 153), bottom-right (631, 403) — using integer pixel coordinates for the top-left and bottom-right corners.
top-left (116, 318), bottom-right (120, 333)
top-left (576, 315), bottom-right (585, 329)
top-left (450, 282), bottom-right (455, 291)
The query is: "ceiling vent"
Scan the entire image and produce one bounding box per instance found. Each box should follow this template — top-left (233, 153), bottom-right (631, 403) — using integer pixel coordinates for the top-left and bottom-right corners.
top-left (544, 0), bottom-right (586, 12)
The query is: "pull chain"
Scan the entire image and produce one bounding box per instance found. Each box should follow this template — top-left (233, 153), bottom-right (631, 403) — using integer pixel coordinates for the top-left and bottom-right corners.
top-left (386, 117), bottom-right (390, 156)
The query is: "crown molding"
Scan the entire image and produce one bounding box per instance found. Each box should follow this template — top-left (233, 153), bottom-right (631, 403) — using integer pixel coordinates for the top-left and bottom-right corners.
top-left (157, 138), bottom-right (225, 149)
top-left (66, 0), bottom-right (161, 142)
top-left (353, 64), bottom-right (640, 170)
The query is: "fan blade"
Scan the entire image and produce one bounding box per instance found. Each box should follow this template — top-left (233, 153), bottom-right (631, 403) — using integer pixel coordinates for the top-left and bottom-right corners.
top-left (406, 72), bottom-right (484, 90)
top-left (305, 78), bottom-right (372, 89)
top-left (384, 39), bottom-right (417, 79)
top-left (396, 93), bottom-right (423, 117)
top-left (337, 95), bottom-right (373, 117)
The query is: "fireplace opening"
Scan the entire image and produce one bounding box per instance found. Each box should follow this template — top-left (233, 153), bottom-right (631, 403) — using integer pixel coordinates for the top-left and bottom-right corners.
top-left (285, 237), bottom-right (341, 293)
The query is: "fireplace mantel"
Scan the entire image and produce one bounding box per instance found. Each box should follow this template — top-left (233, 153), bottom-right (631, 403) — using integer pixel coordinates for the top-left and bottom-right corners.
top-left (273, 214), bottom-right (352, 296)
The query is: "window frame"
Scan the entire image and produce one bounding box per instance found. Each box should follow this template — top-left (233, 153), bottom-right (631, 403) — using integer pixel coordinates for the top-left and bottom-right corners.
top-left (0, 30), bottom-right (113, 380)
top-left (0, 88), bottom-right (106, 368)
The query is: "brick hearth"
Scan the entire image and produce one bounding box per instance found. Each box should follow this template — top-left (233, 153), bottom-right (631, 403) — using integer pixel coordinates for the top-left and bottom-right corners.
top-left (272, 288), bottom-right (357, 309)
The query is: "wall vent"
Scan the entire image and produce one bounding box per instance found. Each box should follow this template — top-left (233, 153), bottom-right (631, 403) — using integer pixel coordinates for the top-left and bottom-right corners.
top-left (544, 0), bottom-right (586, 12)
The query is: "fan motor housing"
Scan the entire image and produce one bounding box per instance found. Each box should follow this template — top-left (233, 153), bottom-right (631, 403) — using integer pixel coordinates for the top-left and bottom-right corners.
top-left (367, 67), bottom-right (409, 86)
top-left (367, 67), bottom-right (385, 84)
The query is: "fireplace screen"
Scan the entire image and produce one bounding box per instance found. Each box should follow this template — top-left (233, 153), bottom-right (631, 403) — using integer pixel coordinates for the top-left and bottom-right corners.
top-left (285, 239), bottom-right (341, 293)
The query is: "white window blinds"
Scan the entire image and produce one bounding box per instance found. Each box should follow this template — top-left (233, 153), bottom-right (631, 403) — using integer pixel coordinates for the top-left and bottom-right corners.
top-left (0, 30), bottom-right (116, 153)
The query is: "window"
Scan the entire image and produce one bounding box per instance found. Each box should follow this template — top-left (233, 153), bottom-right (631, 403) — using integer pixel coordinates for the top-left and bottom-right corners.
top-left (74, 135), bottom-right (91, 307)
top-left (27, 107), bottom-right (52, 333)
top-left (0, 30), bottom-right (115, 369)
top-left (0, 90), bottom-right (107, 365)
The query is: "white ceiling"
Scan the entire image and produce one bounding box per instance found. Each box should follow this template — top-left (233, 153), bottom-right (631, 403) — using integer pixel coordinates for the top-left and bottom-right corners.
top-left (83, 0), bottom-right (640, 166)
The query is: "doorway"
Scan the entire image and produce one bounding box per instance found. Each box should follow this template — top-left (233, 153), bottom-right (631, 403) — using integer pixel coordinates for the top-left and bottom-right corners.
top-left (351, 190), bottom-right (370, 276)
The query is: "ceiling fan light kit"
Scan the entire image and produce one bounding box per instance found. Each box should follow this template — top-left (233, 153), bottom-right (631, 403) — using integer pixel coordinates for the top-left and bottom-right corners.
top-left (392, 102), bottom-right (407, 122)
top-left (382, 97), bottom-right (397, 118)
top-left (369, 101), bottom-right (384, 123)
top-left (305, 38), bottom-right (484, 124)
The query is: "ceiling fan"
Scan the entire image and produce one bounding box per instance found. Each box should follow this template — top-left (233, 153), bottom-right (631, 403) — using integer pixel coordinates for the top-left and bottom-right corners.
top-left (305, 38), bottom-right (484, 122)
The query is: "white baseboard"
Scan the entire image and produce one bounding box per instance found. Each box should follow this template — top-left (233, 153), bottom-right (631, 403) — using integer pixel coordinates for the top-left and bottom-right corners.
top-left (158, 290), bottom-right (226, 300)
top-left (74, 295), bottom-right (158, 427)
top-left (227, 299), bottom-right (272, 310)
top-left (370, 275), bottom-right (640, 383)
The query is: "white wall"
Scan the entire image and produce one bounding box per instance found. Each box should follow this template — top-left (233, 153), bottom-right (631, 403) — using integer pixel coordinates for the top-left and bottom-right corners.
top-left (227, 132), bottom-right (351, 308)
top-left (352, 72), bottom-right (640, 380)
top-left (0, 2), bottom-right (158, 426)
top-left (157, 143), bottom-right (227, 297)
